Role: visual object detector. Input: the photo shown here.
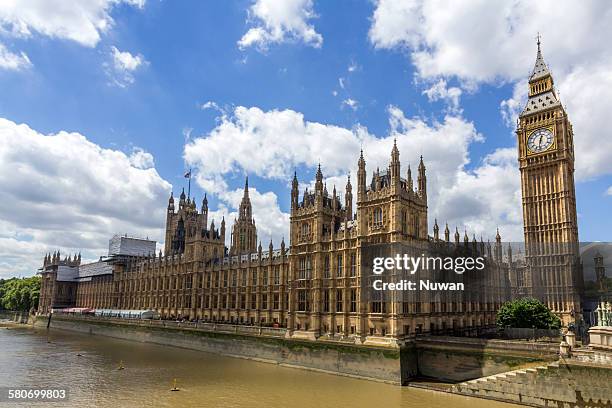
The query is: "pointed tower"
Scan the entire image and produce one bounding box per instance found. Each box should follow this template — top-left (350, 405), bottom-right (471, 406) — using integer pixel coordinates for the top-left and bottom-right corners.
top-left (390, 138), bottom-right (400, 187)
top-left (444, 222), bottom-right (450, 242)
top-left (407, 164), bottom-right (413, 191)
top-left (345, 174), bottom-right (353, 220)
top-left (315, 163), bottom-right (324, 196)
top-left (357, 149), bottom-right (366, 201)
top-left (417, 155), bottom-right (426, 197)
top-left (231, 176), bottom-right (258, 255)
top-left (516, 37), bottom-right (582, 322)
top-left (291, 171), bottom-right (299, 209)
top-left (433, 219), bottom-right (439, 241)
top-left (201, 194), bottom-right (208, 227)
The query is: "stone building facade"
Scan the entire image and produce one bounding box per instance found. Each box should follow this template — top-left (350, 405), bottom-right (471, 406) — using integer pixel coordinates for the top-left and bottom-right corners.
top-left (39, 144), bottom-right (512, 345)
top-left (38, 41), bottom-right (586, 341)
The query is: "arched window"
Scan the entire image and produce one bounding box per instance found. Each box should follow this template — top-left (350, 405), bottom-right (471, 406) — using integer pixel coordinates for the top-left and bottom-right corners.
top-left (373, 207), bottom-right (383, 226)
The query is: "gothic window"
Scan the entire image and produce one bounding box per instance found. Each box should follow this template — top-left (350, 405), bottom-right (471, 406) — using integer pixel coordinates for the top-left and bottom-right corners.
top-left (323, 254), bottom-right (330, 278)
top-left (373, 207), bottom-right (383, 226)
top-left (401, 210), bottom-right (407, 234)
top-left (297, 290), bottom-right (309, 311)
top-left (336, 289), bottom-right (343, 312)
top-left (413, 214), bottom-right (419, 237)
top-left (336, 254), bottom-right (343, 277)
top-left (350, 253), bottom-right (357, 277)
top-left (298, 256), bottom-right (312, 280)
top-left (323, 290), bottom-right (330, 312)
top-left (350, 289), bottom-right (357, 313)
top-left (273, 266), bottom-right (280, 285)
top-left (262, 294), bottom-right (268, 309)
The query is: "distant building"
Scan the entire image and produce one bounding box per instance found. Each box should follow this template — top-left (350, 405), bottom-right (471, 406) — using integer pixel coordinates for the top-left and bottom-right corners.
top-left (37, 236), bottom-right (156, 314)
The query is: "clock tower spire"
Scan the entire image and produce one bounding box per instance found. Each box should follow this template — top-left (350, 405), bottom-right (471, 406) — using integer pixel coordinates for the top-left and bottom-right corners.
top-left (516, 38), bottom-right (582, 325)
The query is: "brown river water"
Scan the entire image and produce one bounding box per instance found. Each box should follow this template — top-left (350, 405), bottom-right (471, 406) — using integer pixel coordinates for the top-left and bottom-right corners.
top-left (0, 324), bottom-right (519, 407)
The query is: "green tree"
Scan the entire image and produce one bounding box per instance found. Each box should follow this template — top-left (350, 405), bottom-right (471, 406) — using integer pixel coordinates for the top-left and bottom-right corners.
top-left (496, 298), bottom-right (561, 329)
top-left (0, 276), bottom-right (41, 312)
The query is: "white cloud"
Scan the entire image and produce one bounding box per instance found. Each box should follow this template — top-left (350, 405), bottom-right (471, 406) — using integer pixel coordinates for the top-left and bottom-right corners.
top-left (0, 117), bottom-right (171, 278)
top-left (369, 0), bottom-right (612, 180)
top-left (201, 101), bottom-right (220, 111)
top-left (128, 147), bottom-right (155, 169)
top-left (348, 61), bottom-right (359, 72)
top-left (342, 98), bottom-right (358, 111)
top-left (422, 79), bottom-right (462, 113)
top-left (0, 41), bottom-right (31, 70)
top-left (0, 0), bottom-right (145, 48)
top-left (184, 105), bottom-right (522, 246)
top-left (238, 0), bottom-right (323, 50)
top-left (106, 46), bottom-right (147, 87)
top-left (606, 186), bottom-right (612, 196)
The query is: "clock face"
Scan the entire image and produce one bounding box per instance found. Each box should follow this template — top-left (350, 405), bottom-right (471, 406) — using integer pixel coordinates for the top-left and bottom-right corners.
top-left (527, 128), bottom-right (554, 153)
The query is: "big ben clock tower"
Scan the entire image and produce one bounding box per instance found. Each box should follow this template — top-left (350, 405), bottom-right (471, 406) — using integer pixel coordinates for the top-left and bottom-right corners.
top-left (516, 38), bottom-right (583, 325)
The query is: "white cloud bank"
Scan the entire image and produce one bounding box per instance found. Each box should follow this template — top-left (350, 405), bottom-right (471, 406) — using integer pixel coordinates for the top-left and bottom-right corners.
top-left (368, 0), bottom-right (612, 182)
top-left (0, 0), bottom-right (145, 71)
top-left (185, 105), bottom-right (521, 247)
top-left (0, 117), bottom-right (170, 278)
top-left (238, 0), bottom-right (322, 50)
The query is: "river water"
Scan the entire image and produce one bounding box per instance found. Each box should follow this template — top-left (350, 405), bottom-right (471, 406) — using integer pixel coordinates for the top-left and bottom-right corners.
top-left (0, 324), bottom-right (519, 408)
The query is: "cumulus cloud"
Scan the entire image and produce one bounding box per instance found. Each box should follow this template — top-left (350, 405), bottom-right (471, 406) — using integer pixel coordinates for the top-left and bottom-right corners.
top-left (0, 42), bottom-right (31, 70)
top-left (184, 105), bottom-right (521, 246)
top-left (0, 1), bottom-right (145, 74)
top-left (368, 0), bottom-right (612, 180)
top-left (0, 117), bottom-right (171, 278)
top-left (105, 46), bottom-right (147, 87)
top-left (238, 0), bottom-right (323, 50)
top-left (422, 79), bottom-right (462, 113)
top-left (607, 186), bottom-right (612, 196)
top-left (128, 147), bottom-right (155, 169)
top-left (0, 0), bottom-right (145, 48)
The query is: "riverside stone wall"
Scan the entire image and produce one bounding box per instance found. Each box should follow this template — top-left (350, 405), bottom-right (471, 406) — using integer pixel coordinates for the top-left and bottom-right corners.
top-left (34, 315), bottom-right (559, 385)
top-left (35, 315), bottom-right (412, 384)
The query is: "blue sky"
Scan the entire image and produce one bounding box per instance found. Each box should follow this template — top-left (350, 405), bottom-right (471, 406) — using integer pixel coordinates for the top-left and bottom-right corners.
top-left (0, 0), bottom-right (610, 278)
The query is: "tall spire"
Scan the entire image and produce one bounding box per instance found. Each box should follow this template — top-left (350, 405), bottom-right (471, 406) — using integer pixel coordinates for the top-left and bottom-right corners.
top-left (417, 156), bottom-right (426, 196)
top-left (291, 170), bottom-right (299, 209)
top-left (315, 163), bottom-right (324, 195)
top-left (530, 33), bottom-right (551, 82)
top-left (238, 175), bottom-right (252, 220)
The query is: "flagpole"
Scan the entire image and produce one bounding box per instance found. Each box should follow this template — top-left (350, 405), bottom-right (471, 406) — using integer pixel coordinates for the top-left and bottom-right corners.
top-left (187, 168), bottom-right (192, 199)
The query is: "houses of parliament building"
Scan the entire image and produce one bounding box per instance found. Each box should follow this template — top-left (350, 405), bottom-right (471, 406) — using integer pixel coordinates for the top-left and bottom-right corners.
top-left (38, 41), bottom-right (583, 343)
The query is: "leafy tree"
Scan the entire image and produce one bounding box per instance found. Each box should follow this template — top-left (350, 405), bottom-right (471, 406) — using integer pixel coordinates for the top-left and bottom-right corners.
top-left (496, 297), bottom-right (561, 329)
top-left (0, 276), bottom-right (41, 312)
